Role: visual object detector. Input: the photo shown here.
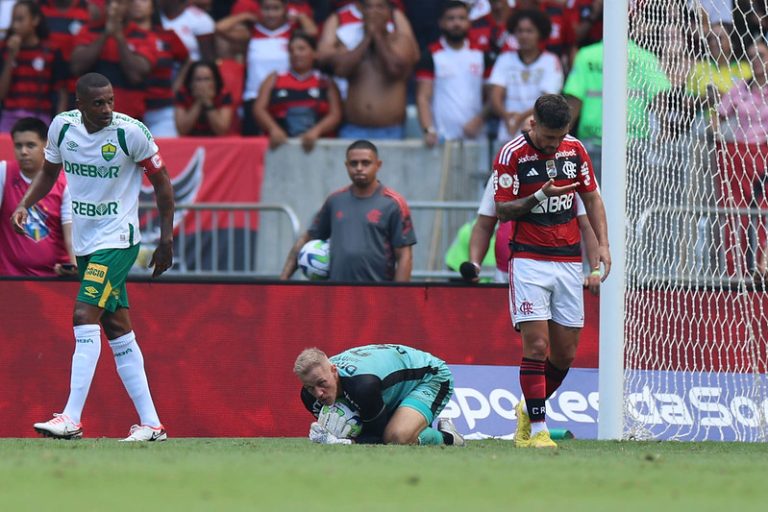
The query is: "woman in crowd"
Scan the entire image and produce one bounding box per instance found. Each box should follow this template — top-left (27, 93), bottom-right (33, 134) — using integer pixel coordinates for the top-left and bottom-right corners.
top-left (253, 31), bottom-right (341, 152)
top-left (217, 0), bottom-right (317, 134)
top-left (175, 60), bottom-right (234, 136)
top-left (0, 1), bottom-right (65, 132)
top-left (488, 8), bottom-right (563, 142)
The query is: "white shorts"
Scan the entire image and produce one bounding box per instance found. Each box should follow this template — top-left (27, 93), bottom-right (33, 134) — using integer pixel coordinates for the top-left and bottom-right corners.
top-left (508, 258), bottom-right (584, 328)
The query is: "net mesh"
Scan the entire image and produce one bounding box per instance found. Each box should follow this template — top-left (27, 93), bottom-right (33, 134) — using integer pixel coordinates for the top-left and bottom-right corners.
top-left (623, 0), bottom-right (768, 441)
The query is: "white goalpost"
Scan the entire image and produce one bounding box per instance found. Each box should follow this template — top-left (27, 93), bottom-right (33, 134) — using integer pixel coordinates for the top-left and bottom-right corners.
top-left (600, 0), bottom-right (768, 441)
top-left (598, 0), bottom-right (629, 441)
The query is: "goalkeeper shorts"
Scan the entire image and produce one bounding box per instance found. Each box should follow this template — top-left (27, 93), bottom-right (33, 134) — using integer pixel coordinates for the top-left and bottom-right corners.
top-left (399, 361), bottom-right (454, 425)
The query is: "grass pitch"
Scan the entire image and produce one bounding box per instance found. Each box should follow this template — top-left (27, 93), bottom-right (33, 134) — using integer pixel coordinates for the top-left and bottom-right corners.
top-left (1, 438), bottom-right (767, 512)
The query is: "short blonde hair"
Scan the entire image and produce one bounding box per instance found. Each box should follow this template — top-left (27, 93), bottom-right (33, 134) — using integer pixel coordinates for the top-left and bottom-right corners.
top-left (293, 347), bottom-right (329, 377)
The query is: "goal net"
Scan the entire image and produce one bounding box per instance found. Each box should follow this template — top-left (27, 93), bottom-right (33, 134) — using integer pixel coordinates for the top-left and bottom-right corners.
top-left (622, 0), bottom-right (768, 441)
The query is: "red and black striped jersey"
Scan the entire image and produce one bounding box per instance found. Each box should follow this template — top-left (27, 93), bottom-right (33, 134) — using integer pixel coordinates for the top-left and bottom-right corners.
top-left (145, 28), bottom-right (189, 111)
top-left (39, 0), bottom-right (89, 59)
top-left (493, 132), bottom-right (597, 262)
top-left (174, 89), bottom-right (233, 136)
top-left (72, 22), bottom-right (159, 120)
top-left (469, 13), bottom-right (509, 69)
top-left (538, 1), bottom-right (576, 59)
top-left (0, 41), bottom-right (64, 113)
top-left (267, 70), bottom-right (330, 122)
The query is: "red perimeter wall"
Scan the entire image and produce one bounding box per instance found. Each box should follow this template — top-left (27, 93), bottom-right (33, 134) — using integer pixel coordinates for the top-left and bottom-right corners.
top-left (0, 280), bottom-right (599, 438)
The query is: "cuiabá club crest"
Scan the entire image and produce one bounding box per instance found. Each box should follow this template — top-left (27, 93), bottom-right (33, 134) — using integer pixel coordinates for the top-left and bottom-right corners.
top-left (101, 143), bottom-right (117, 162)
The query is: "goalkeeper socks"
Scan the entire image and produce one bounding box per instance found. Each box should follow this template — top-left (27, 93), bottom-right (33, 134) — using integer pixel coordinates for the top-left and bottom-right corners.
top-left (520, 357), bottom-right (546, 423)
top-left (418, 427), bottom-right (445, 445)
top-left (63, 324), bottom-right (102, 424)
top-left (109, 332), bottom-right (161, 427)
top-left (545, 358), bottom-right (569, 398)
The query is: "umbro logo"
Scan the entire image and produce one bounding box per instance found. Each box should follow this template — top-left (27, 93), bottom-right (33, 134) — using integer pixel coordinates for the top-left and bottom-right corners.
top-left (526, 169), bottom-right (539, 177)
top-left (66, 141), bottom-right (79, 152)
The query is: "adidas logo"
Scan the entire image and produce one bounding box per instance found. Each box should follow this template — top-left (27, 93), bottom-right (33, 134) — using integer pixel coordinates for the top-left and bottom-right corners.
top-left (526, 169), bottom-right (539, 177)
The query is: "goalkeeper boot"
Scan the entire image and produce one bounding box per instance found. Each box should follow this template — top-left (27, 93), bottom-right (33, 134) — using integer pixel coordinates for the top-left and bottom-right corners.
top-left (437, 418), bottom-right (465, 446)
top-left (33, 413), bottom-right (83, 439)
top-left (514, 400), bottom-right (531, 447)
top-left (525, 429), bottom-right (558, 449)
top-left (120, 424), bottom-right (167, 442)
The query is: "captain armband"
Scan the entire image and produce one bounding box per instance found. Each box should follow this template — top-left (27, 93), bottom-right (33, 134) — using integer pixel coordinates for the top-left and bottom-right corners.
top-left (140, 153), bottom-right (165, 176)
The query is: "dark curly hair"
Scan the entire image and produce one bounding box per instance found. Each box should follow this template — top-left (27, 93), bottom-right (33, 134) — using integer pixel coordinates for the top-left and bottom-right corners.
top-left (507, 8), bottom-right (552, 41)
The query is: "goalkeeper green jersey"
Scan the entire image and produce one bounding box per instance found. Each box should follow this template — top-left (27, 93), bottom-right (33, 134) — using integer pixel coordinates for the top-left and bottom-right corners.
top-left (301, 344), bottom-right (451, 439)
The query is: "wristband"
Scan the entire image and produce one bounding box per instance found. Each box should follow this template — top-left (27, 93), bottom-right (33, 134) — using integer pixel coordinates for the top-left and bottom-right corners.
top-left (533, 189), bottom-right (547, 202)
top-left (591, 268), bottom-right (601, 276)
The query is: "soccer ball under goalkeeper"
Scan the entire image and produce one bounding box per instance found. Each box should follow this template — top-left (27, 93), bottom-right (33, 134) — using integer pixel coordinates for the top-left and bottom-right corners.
top-left (298, 239), bottom-right (330, 280)
top-left (318, 399), bottom-right (362, 439)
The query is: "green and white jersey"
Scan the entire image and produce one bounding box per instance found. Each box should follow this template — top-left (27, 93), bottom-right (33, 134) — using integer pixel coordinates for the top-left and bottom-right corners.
top-left (44, 111), bottom-right (159, 256)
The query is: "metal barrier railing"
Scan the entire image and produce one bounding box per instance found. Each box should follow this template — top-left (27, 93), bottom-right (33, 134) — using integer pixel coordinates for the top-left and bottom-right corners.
top-left (136, 202), bottom-right (300, 277)
top-left (408, 201), bottom-right (488, 280)
top-left (136, 200), bottom-right (500, 281)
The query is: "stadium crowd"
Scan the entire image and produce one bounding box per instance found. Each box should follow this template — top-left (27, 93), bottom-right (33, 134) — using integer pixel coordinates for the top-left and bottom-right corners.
top-left (0, 0), bottom-right (610, 142)
top-left (3, 0), bottom-right (768, 277)
top-left (0, 1), bottom-right (753, 147)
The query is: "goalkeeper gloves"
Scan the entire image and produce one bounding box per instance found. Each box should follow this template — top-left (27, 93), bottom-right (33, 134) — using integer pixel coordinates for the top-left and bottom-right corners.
top-left (459, 261), bottom-right (480, 282)
top-left (309, 422), bottom-right (352, 445)
top-left (318, 404), bottom-right (354, 438)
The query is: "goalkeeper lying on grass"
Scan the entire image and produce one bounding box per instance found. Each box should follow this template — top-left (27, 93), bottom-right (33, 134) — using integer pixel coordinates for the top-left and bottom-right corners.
top-left (294, 344), bottom-right (464, 446)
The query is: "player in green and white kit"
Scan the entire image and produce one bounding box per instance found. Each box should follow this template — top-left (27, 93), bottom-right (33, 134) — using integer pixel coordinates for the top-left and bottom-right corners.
top-left (296, 344), bottom-right (464, 445)
top-left (11, 73), bottom-right (175, 442)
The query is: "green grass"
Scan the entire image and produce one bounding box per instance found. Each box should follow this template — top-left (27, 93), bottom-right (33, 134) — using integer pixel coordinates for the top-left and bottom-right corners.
top-left (1, 439), bottom-right (767, 512)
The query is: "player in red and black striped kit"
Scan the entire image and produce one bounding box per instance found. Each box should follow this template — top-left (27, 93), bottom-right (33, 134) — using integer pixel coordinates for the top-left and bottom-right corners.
top-left (493, 94), bottom-right (610, 448)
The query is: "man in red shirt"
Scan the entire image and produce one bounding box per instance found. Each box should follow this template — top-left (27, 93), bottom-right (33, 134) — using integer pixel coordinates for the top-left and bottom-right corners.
top-left (70, 0), bottom-right (158, 120)
top-left (493, 94), bottom-right (610, 448)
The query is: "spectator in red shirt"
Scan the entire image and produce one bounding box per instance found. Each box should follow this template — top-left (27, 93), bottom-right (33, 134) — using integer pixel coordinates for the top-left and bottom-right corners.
top-left (253, 31), bottom-right (342, 151)
top-left (175, 60), bottom-right (234, 136)
top-left (39, 1), bottom-right (93, 110)
top-left (0, 117), bottom-right (76, 277)
top-left (217, 0), bottom-right (318, 135)
top-left (569, 0), bottom-right (603, 47)
top-left (470, 0), bottom-right (513, 68)
top-left (70, 0), bottom-right (159, 121)
top-left (0, 1), bottom-right (66, 132)
top-left (130, 0), bottom-right (190, 137)
top-left (39, 1), bottom-right (91, 57)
